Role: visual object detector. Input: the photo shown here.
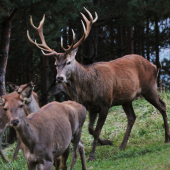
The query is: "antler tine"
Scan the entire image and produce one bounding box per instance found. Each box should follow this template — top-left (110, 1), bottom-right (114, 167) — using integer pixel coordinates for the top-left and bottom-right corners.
top-left (83, 7), bottom-right (98, 24)
top-left (30, 15), bottom-right (47, 46)
top-left (27, 15), bottom-right (58, 56)
top-left (71, 7), bottom-right (98, 50)
top-left (61, 29), bottom-right (75, 52)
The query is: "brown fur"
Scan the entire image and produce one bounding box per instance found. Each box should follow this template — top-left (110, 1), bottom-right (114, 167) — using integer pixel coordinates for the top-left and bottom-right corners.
top-left (0, 83), bottom-right (40, 161)
top-left (1, 93), bottom-right (87, 170)
top-left (54, 54), bottom-right (169, 161)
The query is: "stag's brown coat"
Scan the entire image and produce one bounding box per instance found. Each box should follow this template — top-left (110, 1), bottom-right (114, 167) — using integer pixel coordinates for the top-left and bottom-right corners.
top-left (27, 7), bottom-right (169, 161)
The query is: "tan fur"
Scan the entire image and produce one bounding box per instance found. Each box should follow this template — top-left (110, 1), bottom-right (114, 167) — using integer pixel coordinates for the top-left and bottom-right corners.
top-left (1, 94), bottom-right (86, 170)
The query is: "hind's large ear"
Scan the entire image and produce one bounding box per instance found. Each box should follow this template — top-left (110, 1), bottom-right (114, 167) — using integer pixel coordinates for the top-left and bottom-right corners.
top-left (20, 84), bottom-right (32, 99)
top-left (30, 74), bottom-right (38, 87)
top-left (0, 97), bottom-right (5, 106)
top-left (7, 82), bottom-right (19, 91)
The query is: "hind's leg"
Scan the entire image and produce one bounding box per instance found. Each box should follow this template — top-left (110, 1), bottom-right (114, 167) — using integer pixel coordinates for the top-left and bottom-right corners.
top-left (142, 88), bottom-right (170, 142)
top-left (120, 102), bottom-right (136, 149)
top-left (78, 140), bottom-right (87, 170)
top-left (13, 139), bottom-right (20, 160)
top-left (61, 146), bottom-right (70, 170)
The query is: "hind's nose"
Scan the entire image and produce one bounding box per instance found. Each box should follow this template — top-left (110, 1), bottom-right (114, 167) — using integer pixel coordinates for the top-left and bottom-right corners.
top-left (11, 119), bottom-right (19, 127)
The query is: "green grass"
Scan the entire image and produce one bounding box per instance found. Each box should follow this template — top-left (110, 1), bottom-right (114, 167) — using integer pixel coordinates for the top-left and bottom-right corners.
top-left (1, 91), bottom-right (170, 169)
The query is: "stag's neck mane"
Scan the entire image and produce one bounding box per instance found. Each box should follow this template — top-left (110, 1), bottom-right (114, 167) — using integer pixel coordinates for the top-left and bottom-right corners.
top-left (66, 61), bottom-right (100, 104)
top-left (16, 115), bottom-right (37, 150)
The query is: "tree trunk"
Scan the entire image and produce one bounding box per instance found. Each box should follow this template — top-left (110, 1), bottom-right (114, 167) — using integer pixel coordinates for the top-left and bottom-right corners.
top-left (141, 25), bottom-right (144, 57)
top-left (127, 26), bottom-right (134, 54)
top-left (0, 8), bottom-right (17, 95)
top-left (155, 16), bottom-right (160, 87)
top-left (146, 19), bottom-right (150, 61)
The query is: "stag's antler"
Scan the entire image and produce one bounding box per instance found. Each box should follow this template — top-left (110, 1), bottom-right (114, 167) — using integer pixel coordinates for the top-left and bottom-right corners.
top-left (27, 15), bottom-right (58, 56)
top-left (27, 7), bottom-right (98, 55)
top-left (61, 7), bottom-right (98, 53)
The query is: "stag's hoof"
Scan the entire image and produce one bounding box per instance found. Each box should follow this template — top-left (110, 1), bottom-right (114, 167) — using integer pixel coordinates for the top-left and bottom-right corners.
top-left (98, 139), bottom-right (112, 145)
top-left (87, 155), bottom-right (95, 162)
top-left (119, 145), bottom-right (126, 150)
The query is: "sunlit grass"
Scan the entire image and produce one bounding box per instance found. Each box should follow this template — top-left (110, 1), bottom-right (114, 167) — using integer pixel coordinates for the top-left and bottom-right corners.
top-left (1, 91), bottom-right (170, 169)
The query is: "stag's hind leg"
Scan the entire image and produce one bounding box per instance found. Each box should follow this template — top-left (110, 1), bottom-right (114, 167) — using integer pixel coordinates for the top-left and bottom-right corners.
top-left (142, 88), bottom-right (170, 143)
top-left (120, 103), bottom-right (136, 149)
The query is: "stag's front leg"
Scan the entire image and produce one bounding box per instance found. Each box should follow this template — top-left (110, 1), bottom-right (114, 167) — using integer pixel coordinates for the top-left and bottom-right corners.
top-left (88, 107), bottom-right (109, 161)
top-left (88, 110), bottom-right (112, 146)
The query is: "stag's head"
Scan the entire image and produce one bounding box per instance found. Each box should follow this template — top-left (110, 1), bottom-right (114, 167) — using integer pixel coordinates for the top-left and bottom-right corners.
top-left (27, 7), bottom-right (98, 83)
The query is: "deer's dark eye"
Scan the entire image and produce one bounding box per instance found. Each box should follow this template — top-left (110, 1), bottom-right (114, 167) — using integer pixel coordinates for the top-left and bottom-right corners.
top-left (20, 105), bottom-right (24, 108)
top-left (3, 108), bottom-right (7, 111)
top-left (67, 61), bottom-right (71, 65)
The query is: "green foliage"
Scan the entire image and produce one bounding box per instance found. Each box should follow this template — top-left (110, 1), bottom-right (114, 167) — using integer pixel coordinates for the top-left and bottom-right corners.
top-left (1, 91), bottom-right (170, 169)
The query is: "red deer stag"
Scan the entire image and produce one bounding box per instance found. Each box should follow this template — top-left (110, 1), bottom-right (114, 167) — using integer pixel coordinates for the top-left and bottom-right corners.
top-left (27, 7), bottom-right (170, 161)
top-left (0, 75), bottom-right (39, 162)
top-left (0, 89), bottom-right (87, 170)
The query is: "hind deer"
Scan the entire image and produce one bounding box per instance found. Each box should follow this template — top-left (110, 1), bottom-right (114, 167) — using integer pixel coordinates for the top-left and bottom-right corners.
top-left (27, 7), bottom-right (170, 161)
top-left (0, 75), bottom-right (39, 162)
top-left (0, 88), bottom-right (87, 170)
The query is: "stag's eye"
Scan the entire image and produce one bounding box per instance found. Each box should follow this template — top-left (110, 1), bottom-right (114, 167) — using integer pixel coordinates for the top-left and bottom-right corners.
top-left (67, 61), bottom-right (71, 65)
top-left (3, 108), bottom-right (7, 111)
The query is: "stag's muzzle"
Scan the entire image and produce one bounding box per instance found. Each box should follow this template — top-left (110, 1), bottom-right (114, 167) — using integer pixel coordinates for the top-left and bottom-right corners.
top-left (56, 77), bottom-right (64, 83)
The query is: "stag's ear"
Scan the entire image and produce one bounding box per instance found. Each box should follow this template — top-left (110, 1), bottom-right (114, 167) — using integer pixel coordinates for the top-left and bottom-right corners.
top-left (7, 82), bottom-right (19, 91)
top-left (0, 97), bottom-right (5, 106)
top-left (70, 48), bottom-right (78, 60)
top-left (30, 74), bottom-right (38, 87)
top-left (20, 84), bottom-right (32, 99)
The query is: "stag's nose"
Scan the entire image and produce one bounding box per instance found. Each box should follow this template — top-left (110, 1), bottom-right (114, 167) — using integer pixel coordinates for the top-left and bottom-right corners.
top-left (56, 77), bottom-right (64, 83)
top-left (11, 119), bottom-right (19, 127)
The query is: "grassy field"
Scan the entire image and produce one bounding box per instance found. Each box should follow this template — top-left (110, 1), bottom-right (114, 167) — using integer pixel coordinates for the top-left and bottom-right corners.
top-left (1, 91), bottom-right (170, 169)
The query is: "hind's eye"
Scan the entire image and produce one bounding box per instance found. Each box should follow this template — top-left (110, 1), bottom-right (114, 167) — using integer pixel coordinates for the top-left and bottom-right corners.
top-left (67, 61), bottom-right (71, 65)
top-left (20, 105), bottom-right (24, 108)
top-left (3, 108), bottom-right (7, 111)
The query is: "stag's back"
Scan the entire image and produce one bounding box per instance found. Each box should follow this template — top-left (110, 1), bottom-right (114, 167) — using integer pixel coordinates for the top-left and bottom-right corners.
top-left (70, 54), bottom-right (157, 107)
